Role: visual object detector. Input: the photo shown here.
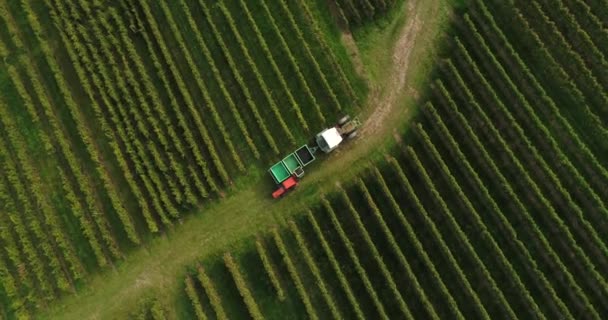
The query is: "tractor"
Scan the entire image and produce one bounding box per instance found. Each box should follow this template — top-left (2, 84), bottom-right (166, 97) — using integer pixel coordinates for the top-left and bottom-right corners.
top-left (268, 115), bottom-right (361, 198)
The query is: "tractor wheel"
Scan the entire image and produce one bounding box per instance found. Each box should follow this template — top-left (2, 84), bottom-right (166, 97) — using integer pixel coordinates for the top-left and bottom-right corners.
top-left (338, 115), bottom-right (350, 126)
top-left (347, 130), bottom-right (358, 140)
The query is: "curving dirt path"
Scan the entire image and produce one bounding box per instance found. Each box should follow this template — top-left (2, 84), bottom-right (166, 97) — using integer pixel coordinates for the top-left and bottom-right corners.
top-left (361, 0), bottom-right (424, 137)
top-left (41, 1), bottom-right (447, 318)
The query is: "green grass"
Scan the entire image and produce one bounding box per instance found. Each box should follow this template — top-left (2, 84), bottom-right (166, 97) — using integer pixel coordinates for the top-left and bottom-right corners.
top-left (353, 0), bottom-right (410, 84)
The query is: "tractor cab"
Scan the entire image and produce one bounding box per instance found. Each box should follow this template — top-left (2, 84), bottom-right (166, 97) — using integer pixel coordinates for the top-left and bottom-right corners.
top-left (315, 115), bottom-right (361, 153)
top-left (316, 127), bottom-right (343, 153)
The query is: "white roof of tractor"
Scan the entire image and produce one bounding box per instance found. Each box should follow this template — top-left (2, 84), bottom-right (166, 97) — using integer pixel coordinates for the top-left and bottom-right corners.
top-left (321, 127), bottom-right (343, 149)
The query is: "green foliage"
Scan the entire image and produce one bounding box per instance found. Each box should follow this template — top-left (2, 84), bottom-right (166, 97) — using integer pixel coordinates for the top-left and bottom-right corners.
top-left (331, 0), bottom-right (399, 29)
top-left (223, 253), bottom-right (264, 320)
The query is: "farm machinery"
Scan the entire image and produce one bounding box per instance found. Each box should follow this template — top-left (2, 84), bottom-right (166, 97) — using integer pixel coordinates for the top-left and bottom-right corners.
top-left (269, 115), bottom-right (361, 198)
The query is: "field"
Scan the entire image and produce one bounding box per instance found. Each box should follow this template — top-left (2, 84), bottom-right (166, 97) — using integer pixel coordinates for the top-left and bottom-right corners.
top-left (178, 0), bottom-right (608, 319)
top-left (0, 0), bottom-right (607, 319)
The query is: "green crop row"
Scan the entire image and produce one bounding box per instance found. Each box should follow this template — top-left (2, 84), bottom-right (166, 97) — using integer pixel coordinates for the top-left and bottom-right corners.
top-left (122, 2), bottom-right (219, 196)
top-left (565, 0), bottom-right (608, 61)
top-left (216, 2), bottom-right (295, 145)
top-left (7, 1), bottom-right (119, 276)
top-left (538, 0), bottom-right (608, 86)
top-left (24, 0), bottom-right (141, 243)
top-left (0, 18), bottom-right (85, 283)
top-left (277, 0), bottom-right (343, 111)
top-left (356, 178), bottom-right (439, 320)
top-left (98, 18), bottom-right (198, 206)
top-left (1, 34), bottom-right (115, 271)
top-left (298, 0), bottom-right (358, 104)
top-left (321, 198), bottom-right (389, 320)
top-left (458, 20), bottom-right (608, 283)
top-left (69, 4), bottom-right (180, 223)
top-left (175, 0), bottom-right (259, 159)
top-left (255, 237), bottom-right (285, 301)
top-left (497, 5), bottom-right (608, 188)
top-left (197, 0), bottom-right (279, 155)
top-left (156, 0), bottom-right (244, 172)
top-left (83, 36), bottom-right (177, 225)
top-left (409, 145), bottom-right (504, 318)
top-left (223, 253), bottom-right (264, 320)
top-left (461, 17), bottom-right (608, 264)
top-left (55, 0), bottom-right (171, 230)
top-left (107, 7), bottom-right (211, 199)
top-left (342, 184), bottom-right (413, 319)
top-left (129, 297), bottom-right (167, 320)
top-left (258, 0), bottom-right (326, 124)
top-left (442, 58), bottom-right (599, 316)
top-left (184, 276), bottom-right (207, 320)
top-left (472, 0), bottom-right (608, 154)
top-left (87, 11), bottom-right (196, 207)
top-left (428, 90), bottom-right (572, 317)
top-left (388, 153), bottom-right (490, 320)
top-left (48, 1), bottom-right (157, 235)
top-left (0, 134), bottom-right (53, 302)
top-left (472, 2), bottom-right (608, 203)
top-left (196, 265), bottom-right (228, 320)
top-left (371, 166), bottom-right (464, 319)
top-left (0, 98), bottom-right (75, 292)
top-left (138, 0), bottom-right (229, 186)
top-left (336, 0), bottom-right (362, 27)
top-left (305, 210), bottom-right (366, 320)
top-left (333, 0), bottom-right (394, 28)
top-left (271, 227), bottom-right (318, 320)
top-left (0, 252), bottom-right (25, 318)
top-left (415, 122), bottom-right (540, 318)
top-left (238, 0), bottom-right (309, 131)
top-left (288, 220), bottom-right (342, 319)
top-left (98, 10), bottom-right (187, 161)
top-left (515, 1), bottom-right (608, 111)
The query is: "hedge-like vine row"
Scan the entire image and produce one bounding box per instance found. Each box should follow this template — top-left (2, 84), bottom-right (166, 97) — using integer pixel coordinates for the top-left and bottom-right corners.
top-left (174, 0), bottom-right (259, 159)
top-left (257, 0), bottom-right (326, 124)
top-left (457, 22), bottom-right (608, 279)
top-left (216, 2), bottom-right (295, 146)
top-left (321, 198), bottom-right (389, 320)
top-left (223, 253), bottom-right (263, 320)
top-left (356, 178), bottom-right (439, 320)
top-left (185, 276), bottom-right (207, 320)
top-left (288, 220), bottom-right (342, 319)
top-left (254, 237), bottom-right (285, 301)
top-left (427, 92), bottom-right (571, 317)
top-left (196, 265), bottom-right (228, 320)
top-left (305, 210), bottom-right (366, 320)
top-left (442, 58), bottom-right (600, 316)
top-left (346, 184), bottom-right (420, 318)
top-left (238, 0), bottom-right (309, 131)
top-left (197, 0), bottom-right (279, 155)
top-left (22, 0), bottom-right (141, 243)
top-left (371, 166), bottom-right (464, 319)
top-left (138, 0), bottom-right (229, 186)
top-left (271, 227), bottom-right (318, 319)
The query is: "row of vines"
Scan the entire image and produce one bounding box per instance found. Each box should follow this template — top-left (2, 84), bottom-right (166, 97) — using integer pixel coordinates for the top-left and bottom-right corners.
top-left (331, 0), bottom-right (400, 28)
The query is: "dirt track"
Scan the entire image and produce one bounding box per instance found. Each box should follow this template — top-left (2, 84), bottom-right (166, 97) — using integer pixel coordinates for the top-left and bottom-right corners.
top-left (361, 0), bottom-right (423, 137)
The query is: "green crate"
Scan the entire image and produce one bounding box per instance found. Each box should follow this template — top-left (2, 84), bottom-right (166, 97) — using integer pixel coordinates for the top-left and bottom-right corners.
top-left (282, 153), bottom-right (301, 173)
top-left (269, 162), bottom-right (290, 183)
